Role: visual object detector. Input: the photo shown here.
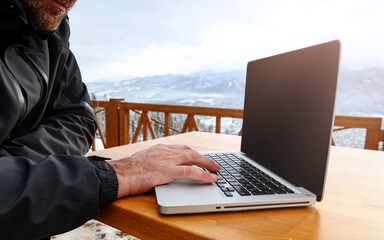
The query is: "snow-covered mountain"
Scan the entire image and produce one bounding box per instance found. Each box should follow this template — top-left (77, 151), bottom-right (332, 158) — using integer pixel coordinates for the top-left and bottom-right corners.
top-left (86, 67), bottom-right (384, 117)
top-left (86, 67), bottom-right (384, 149)
top-left (87, 70), bottom-right (246, 109)
top-left (337, 67), bottom-right (384, 116)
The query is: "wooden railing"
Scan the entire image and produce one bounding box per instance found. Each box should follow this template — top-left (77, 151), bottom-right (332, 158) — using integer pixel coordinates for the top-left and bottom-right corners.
top-left (92, 99), bottom-right (123, 148)
top-left (333, 115), bottom-right (383, 150)
top-left (118, 102), bottom-right (243, 145)
top-left (91, 99), bottom-right (384, 151)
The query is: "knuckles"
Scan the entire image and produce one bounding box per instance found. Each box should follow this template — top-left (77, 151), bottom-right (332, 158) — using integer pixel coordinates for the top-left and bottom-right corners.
top-left (184, 150), bottom-right (195, 162)
top-left (152, 144), bottom-right (168, 151)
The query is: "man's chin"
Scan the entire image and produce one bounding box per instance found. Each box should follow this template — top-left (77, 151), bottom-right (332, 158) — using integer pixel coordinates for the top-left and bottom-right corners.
top-left (34, 15), bottom-right (65, 31)
top-left (36, 22), bottom-right (62, 31)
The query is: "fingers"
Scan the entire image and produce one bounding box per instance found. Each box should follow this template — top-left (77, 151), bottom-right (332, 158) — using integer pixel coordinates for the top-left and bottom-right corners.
top-left (153, 144), bottom-right (220, 172)
top-left (152, 144), bottom-right (192, 151)
top-left (163, 144), bottom-right (192, 150)
top-left (175, 150), bottom-right (220, 172)
top-left (151, 144), bottom-right (221, 183)
top-left (172, 166), bottom-right (218, 183)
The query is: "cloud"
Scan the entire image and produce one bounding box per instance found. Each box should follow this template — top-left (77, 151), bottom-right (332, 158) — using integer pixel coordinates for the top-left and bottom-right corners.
top-left (69, 0), bottom-right (384, 82)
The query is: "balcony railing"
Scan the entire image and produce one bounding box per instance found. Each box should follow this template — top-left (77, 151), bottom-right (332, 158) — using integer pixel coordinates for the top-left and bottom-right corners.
top-left (91, 99), bottom-right (384, 151)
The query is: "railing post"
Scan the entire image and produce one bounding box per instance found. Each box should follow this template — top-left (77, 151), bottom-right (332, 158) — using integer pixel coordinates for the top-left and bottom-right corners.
top-left (216, 116), bottom-right (221, 133)
top-left (142, 111), bottom-right (148, 141)
top-left (365, 129), bottom-right (383, 150)
top-left (105, 98), bottom-right (123, 148)
top-left (164, 112), bottom-right (170, 137)
top-left (381, 130), bottom-right (384, 151)
top-left (119, 107), bottom-right (130, 145)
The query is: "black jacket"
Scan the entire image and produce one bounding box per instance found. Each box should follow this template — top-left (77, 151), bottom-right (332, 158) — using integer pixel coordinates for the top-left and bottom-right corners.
top-left (0, 0), bottom-right (118, 239)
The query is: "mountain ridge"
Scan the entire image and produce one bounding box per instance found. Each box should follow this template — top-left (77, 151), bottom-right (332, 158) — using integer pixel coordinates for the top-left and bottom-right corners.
top-left (86, 68), bottom-right (384, 116)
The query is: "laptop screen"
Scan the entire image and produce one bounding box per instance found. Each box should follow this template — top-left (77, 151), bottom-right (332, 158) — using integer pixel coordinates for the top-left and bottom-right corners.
top-left (241, 40), bottom-right (340, 201)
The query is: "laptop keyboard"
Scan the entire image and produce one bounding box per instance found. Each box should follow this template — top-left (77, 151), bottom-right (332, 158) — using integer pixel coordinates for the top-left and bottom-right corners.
top-left (204, 153), bottom-right (294, 197)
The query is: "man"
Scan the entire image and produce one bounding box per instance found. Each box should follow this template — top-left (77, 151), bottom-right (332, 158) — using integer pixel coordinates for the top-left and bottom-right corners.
top-left (0, 0), bottom-right (220, 239)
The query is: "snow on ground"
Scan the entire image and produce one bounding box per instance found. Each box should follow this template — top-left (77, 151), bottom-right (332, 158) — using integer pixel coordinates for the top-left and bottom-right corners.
top-left (52, 220), bottom-right (139, 240)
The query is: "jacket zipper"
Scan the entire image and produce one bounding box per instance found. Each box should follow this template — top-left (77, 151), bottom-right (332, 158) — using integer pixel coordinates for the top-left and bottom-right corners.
top-left (8, 71), bottom-right (27, 124)
top-left (23, 52), bottom-right (48, 85)
top-left (23, 52), bottom-right (49, 103)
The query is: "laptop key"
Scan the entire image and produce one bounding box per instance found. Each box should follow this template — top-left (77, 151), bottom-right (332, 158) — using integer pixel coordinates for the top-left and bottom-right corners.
top-left (233, 185), bottom-right (251, 196)
top-left (251, 190), bottom-right (266, 195)
top-left (223, 176), bottom-right (235, 182)
top-left (243, 183), bottom-right (254, 190)
top-left (216, 180), bottom-right (227, 184)
top-left (224, 191), bottom-right (233, 197)
top-left (229, 181), bottom-right (241, 186)
top-left (227, 179), bottom-right (238, 184)
top-left (234, 176), bottom-right (245, 180)
top-left (274, 189), bottom-right (286, 194)
top-left (238, 179), bottom-right (249, 184)
top-left (262, 189), bottom-right (275, 194)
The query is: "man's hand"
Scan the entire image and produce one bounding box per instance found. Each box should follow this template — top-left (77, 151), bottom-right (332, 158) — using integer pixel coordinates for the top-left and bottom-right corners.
top-left (108, 144), bottom-right (221, 198)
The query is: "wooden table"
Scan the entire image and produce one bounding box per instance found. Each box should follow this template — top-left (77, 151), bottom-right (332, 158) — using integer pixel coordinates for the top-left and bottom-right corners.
top-left (88, 132), bottom-right (384, 240)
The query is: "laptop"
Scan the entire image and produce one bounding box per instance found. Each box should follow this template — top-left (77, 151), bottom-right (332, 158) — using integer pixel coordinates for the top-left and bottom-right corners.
top-left (155, 40), bottom-right (341, 214)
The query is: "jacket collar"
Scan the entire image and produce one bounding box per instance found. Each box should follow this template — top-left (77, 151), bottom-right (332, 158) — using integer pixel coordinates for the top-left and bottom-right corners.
top-left (0, 0), bottom-right (29, 31)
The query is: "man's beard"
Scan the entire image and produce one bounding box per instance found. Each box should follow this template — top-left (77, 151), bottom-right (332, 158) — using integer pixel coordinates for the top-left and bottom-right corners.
top-left (19, 0), bottom-right (76, 31)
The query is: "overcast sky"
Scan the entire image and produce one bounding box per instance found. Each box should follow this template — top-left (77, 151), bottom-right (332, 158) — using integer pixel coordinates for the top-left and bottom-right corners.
top-left (69, 0), bottom-right (384, 83)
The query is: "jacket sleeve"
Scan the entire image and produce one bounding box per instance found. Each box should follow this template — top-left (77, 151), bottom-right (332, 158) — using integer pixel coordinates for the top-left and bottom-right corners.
top-left (0, 154), bottom-right (118, 240)
top-left (1, 51), bottom-right (96, 161)
top-left (0, 52), bottom-right (119, 239)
